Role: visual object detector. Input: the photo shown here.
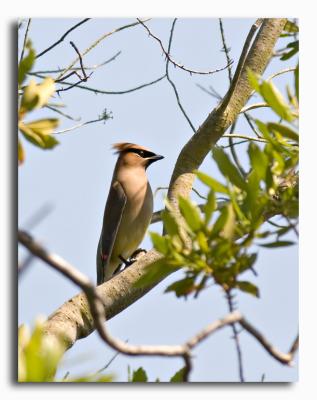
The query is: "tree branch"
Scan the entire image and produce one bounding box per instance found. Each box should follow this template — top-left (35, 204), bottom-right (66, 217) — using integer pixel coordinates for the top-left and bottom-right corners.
top-left (19, 228), bottom-right (298, 375)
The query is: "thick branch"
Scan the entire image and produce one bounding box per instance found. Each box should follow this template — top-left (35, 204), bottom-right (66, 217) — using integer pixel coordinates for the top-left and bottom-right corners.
top-left (37, 19), bottom-right (286, 350)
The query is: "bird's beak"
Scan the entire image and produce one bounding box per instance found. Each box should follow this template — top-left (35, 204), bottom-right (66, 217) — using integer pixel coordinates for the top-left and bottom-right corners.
top-left (146, 154), bottom-right (164, 167)
top-left (149, 154), bottom-right (164, 162)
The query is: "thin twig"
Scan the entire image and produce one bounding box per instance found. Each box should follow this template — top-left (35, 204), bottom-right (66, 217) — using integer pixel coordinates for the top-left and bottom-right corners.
top-left (218, 19), bottom-right (233, 83)
top-left (31, 52), bottom-right (121, 74)
top-left (221, 134), bottom-right (267, 143)
top-left (165, 19), bottom-right (196, 133)
top-left (196, 83), bottom-right (223, 100)
top-left (69, 41), bottom-right (88, 80)
top-left (19, 18), bottom-right (32, 64)
top-left (243, 112), bottom-right (261, 138)
top-left (221, 19), bottom-right (263, 110)
top-left (137, 18), bottom-right (233, 76)
top-left (56, 72), bottom-right (94, 94)
top-left (45, 104), bottom-right (80, 121)
top-left (56, 19), bottom-right (150, 81)
top-left (36, 19), bottom-right (91, 59)
top-left (226, 290), bottom-right (244, 382)
top-left (53, 113), bottom-right (111, 134)
top-left (31, 72), bottom-right (166, 95)
top-left (240, 103), bottom-right (268, 113)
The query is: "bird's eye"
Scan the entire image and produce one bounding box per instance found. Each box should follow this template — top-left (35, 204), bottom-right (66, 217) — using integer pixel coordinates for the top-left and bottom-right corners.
top-left (138, 150), bottom-right (145, 157)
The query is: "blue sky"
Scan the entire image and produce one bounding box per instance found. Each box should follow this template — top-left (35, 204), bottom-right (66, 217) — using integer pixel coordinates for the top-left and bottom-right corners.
top-left (18, 18), bottom-right (298, 382)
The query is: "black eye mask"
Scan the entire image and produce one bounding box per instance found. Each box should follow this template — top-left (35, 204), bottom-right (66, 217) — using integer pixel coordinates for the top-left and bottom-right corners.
top-left (126, 148), bottom-right (156, 158)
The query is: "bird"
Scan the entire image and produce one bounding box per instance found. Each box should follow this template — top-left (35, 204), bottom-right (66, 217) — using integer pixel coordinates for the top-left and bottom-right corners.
top-left (96, 142), bottom-right (164, 284)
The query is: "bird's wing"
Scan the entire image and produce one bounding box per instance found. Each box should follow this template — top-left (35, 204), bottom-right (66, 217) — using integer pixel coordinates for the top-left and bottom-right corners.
top-left (97, 180), bottom-right (127, 284)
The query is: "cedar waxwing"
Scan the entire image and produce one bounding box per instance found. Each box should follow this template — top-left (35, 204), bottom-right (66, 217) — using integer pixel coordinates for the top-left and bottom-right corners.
top-left (96, 143), bottom-right (164, 284)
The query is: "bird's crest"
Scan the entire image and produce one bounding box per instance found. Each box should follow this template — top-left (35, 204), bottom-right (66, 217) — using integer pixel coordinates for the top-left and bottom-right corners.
top-left (112, 142), bottom-right (148, 154)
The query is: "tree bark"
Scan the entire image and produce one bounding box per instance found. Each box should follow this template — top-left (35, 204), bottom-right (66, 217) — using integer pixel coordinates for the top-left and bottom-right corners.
top-left (43, 18), bottom-right (287, 350)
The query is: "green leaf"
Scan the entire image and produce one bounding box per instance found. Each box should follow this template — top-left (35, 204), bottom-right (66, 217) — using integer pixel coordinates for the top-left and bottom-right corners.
top-left (150, 232), bottom-right (169, 255)
top-left (19, 318), bottom-right (65, 382)
top-left (195, 170), bottom-right (228, 194)
top-left (267, 123), bottom-right (298, 142)
top-left (295, 63), bottom-right (299, 100)
top-left (21, 78), bottom-right (56, 113)
top-left (25, 118), bottom-right (59, 135)
top-left (132, 367), bottom-right (148, 382)
top-left (18, 40), bottom-right (36, 86)
top-left (248, 142), bottom-right (268, 180)
top-left (260, 240), bottom-right (295, 248)
top-left (19, 121), bottom-right (60, 150)
top-left (204, 190), bottom-right (216, 224)
top-left (196, 231), bottom-right (209, 253)
top-left (212, 147), bottom-right (247, 190)
top-left (178, 196), bottom-right (202, 232)
top-left (170, 367), bottom-right (186, 382)
top-left (235, 281), bottom-right (259, 297)
top-left (134, 259), bottom-right (176, 288)
top-left (280, 40), bottom-right (299, 61)
top-left (247, 68), bottom-right (261, 93)
top-left (161, 209), bottom-right (179, 236)
top-left (260, 80), bottom-right (294, 122)
top-left (18, 139), bottom-right (25, 165)
top-left (165, 277), bottom-right (196, 298)
top-left (283, 20), bottom-right (299, 33)
top-left (222, 203), bottom-right (235, 239)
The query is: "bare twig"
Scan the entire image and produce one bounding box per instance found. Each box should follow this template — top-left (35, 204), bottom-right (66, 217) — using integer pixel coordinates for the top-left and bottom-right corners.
top-left (56, 72), bottom-right (93, 94)
top-left (36, 19), bottom-right (91, 59)
top-left (196, 83), bottom-right (222, 100)
top-left (221, 134), bottom-right (267, 143)
top-left (45, 104), bottom-right (81, 121)
top-left (69, 41), bottom-right (88, 81)
top-left (240, 319), bottom-right (298, 366)
top-left (137, 18), bottom-right (233, 76)
top-left (19, 18), bottom-right (32, 64)
top-left (31, 52), bottom-right (121, 74)
top-left (56, 19), bottom-right (150, 81)
top-left (244, 112), bottom-right (261, 138)
top-left (218, 19), bottom-right (233, 83)
top-left (240, 102), bottom-right (268, 113)
top-left (31, 71), bottom-right (166, 95)
top-left (221, 19), bottom-right (263, 110)
top-left (53, 111), bottom-right (111, 134)
top-left (226, 290), bottom-right (244, 382)
top-left (166, 19), bottom-right (196, 133)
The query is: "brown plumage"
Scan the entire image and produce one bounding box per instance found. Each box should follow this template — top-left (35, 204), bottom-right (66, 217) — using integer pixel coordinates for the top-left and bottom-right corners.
top-left (96, 143), bottom-right (164, 284)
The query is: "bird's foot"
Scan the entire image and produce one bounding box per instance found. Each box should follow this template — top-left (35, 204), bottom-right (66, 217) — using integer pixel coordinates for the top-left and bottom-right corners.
top-left (118, 249), bottom-right (147, 270)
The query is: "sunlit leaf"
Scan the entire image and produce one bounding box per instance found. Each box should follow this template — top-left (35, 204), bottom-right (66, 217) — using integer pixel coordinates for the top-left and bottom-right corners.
top-left (20, 78), bottom-right (55, 113)
top-left (267, 122), bottom-right (298, 142)
top-left (247, 68), bottom-right (261, 92)
top-left (19, 120), bottom-right (59, 149)
top-left (248, 142), bottom-right (268, 180)
top-left (178, 196), bottom-right (202, 232)
top-left (212, 147), bottom-right (247, 190)
top-left (134, 259), bottom-right (177, 288)
top-left (161, 208), bottom-right (180, 236)
top-left (195, 170), bottom-right (228, 194)
top-left (150, 232), bottom-right (169, 255)
top-left (18, 139), bottom-right (25, 165)
top-left (283, 20), bottom-right (299, 33)
top-left (260, 80), bottom-right (294, 122)
top-left (204, 190), bottom-right (216, 224)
